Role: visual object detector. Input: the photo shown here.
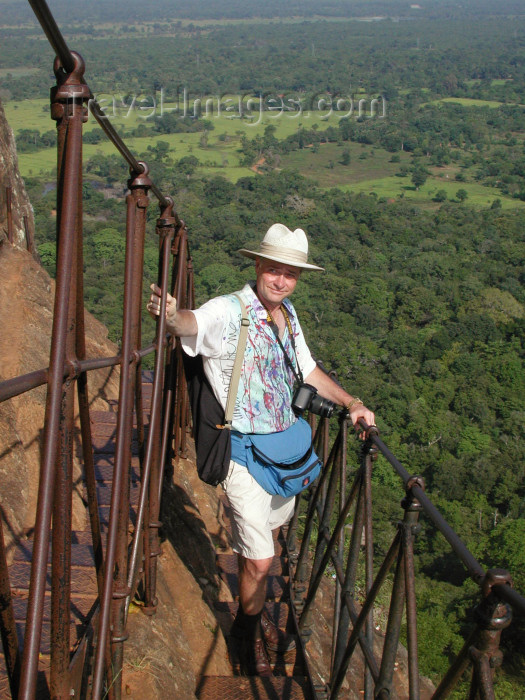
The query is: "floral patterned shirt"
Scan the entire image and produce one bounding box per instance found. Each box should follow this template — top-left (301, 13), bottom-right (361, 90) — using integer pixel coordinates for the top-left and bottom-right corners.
top-left (181, 283), bottom-right (316, 434)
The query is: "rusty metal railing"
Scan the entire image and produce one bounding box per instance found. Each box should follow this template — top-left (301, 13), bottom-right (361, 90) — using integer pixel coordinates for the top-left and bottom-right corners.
top-left (0, 1), bottom-right (194, 698)
top-left (287, 413), bottom-right (525, 699)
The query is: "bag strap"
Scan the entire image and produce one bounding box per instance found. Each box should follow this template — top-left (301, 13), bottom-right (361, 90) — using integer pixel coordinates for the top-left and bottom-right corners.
top-left (221, 293), bottom-right (249, 430)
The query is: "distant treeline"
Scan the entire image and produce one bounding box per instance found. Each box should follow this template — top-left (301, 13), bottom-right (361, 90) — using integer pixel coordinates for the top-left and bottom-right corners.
top-left (3, 0), bottom-right (525, 26)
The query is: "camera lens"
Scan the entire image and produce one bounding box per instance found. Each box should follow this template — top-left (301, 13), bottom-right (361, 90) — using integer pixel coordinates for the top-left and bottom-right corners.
top-left (309, 394), bottom-right (335, 418)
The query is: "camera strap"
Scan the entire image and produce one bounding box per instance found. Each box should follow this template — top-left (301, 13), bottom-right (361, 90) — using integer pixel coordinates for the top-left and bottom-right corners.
top-left (265, 305), bottom-right (304, 385)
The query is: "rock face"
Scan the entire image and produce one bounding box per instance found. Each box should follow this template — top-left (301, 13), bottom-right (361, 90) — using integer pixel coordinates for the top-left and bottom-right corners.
top-left (0, 97), bottom-right (35, 250)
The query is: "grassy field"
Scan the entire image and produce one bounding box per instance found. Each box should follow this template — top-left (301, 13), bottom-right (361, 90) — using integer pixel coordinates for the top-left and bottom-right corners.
top-left (433, 97), bottom-right (506, 109)
top-left (279, 143), bottom-right (523, 209)
top-left (338, 175), bottom-right (523, 209)
top-left (5, 97), bottom-right (349, 179)
top-left (279, 142), bottom-right (412, 187)
top-left (4, 99), bottom-right (52, 130)
top-left (14, 131), bottom-right (252, 178)
top-left (5, 97), bottom-right (524, 209)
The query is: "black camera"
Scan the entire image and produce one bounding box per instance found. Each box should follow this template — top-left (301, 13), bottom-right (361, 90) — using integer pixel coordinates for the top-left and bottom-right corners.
top-left (292, 383), bottom-right (336, 419)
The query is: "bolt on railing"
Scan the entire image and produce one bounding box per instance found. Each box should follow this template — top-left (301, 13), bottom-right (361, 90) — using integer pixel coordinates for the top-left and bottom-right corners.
top-left (287, 413), bottom-right (525, 699)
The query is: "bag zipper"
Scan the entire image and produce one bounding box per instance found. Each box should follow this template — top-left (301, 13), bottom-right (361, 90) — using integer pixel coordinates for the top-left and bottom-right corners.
top-left (280, 459), bottom-right (322, 484)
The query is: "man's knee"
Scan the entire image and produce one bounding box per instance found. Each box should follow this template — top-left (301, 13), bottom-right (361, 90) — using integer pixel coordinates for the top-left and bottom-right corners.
top-left (241, 556), bottom-right (273, 581)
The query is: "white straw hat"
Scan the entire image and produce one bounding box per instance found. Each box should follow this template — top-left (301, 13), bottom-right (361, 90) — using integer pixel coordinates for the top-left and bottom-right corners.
top-left (239, 223), bottom-right (324, 271)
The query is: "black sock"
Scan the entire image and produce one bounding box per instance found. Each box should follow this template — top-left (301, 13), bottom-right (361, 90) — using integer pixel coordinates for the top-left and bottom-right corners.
top-left (244, 612), bottom-right (262, 640)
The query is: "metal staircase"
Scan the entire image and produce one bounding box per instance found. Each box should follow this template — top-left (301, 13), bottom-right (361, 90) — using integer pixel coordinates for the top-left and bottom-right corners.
top-left (0, 377), bottom-right (153, 698)
top-left (196, 496), bottom-right (315, 699)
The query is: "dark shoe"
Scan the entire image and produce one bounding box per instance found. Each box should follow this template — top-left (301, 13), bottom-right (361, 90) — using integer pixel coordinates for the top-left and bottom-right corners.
top-left (230, 612), bottom-right (247, 640)
top-left (261, 610), bottom-right (296, 652)
top-left (243, 637), bottom-right (273, 677)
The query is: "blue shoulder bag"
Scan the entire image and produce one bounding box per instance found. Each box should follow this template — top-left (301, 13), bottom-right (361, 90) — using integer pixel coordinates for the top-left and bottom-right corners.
top-left (231, 419), bottom-right (322, 497)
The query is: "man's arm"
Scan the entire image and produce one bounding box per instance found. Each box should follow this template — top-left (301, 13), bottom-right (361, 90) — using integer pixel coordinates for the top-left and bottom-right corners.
top-left (304, 365), bottom-right (375, 434)
top-left (147, 283), bottom-right (198, 337)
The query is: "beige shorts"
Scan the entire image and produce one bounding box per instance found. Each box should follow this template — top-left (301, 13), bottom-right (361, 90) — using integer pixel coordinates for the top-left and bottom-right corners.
top-left (221, 460), bottom-right (296, 560)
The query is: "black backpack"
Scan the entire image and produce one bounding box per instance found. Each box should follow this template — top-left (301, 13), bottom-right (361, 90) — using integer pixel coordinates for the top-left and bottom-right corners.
top-left (182, 352), bottom-right (231, 486)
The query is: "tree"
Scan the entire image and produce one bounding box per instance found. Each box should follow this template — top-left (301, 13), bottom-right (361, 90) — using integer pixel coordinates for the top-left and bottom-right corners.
top-left (177, 155), bottom-right (199, 175)
top-left (90, 228), bottom-right (126, 267)
top-left (433, 189), bottom-right (448, 202)
top-left (38, 241), bottom-right (56, 273)
top-left (147, 140), bottom-right (171, 161)
top-left (341, 149), bottom-right (351, 166)
top-left (411, 167), bottom-right (428, 190)
top-left (456, 188), bottom-right (468, 202)
top-left (489, 519), bottom-right (525, 592)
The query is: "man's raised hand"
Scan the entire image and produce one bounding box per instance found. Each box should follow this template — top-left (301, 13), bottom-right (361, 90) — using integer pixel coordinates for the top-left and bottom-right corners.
top-left (147, 283), bottom-right (176, 319)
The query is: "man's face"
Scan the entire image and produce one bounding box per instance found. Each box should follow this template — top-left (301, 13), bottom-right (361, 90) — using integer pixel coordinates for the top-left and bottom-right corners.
top-left (255, 258), bottom-right (301, 308)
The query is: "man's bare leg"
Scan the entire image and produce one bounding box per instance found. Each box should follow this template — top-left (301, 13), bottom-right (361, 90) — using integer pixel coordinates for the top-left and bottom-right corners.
top-left (238, 555), bottom-right (273, 614)
top-left (234, 555), bottom-right (273, 675)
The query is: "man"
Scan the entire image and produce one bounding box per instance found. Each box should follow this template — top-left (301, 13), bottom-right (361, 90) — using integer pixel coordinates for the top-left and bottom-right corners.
top-left (147, 223), bottom-right (375, 675)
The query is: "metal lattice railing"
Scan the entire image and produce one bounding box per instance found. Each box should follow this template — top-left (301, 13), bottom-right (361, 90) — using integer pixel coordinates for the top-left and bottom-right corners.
top-left (285, 412), bottom-right (525, 699)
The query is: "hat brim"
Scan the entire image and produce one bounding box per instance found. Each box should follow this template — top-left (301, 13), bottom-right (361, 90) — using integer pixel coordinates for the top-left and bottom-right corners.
top-left (239, 248), bottom-right (324, 271)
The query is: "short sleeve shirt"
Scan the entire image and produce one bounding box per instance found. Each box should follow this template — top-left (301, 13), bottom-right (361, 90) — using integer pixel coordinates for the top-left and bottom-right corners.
top-left (180, 283), bottom-right (316, 434)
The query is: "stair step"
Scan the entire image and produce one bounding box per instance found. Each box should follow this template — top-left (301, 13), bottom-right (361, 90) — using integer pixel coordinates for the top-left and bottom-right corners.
top-left (9, 596), bottom-right (97, 655)
top-left (91, 435), bottom-right (140, 453)
top-left (196, 675), bottom-right (314, 699)
top-left (2, 376), bottom-right (157, 695)
top-left (11, 593), bottom-right (96, 625)
top-left (95, 478), bottom-right (141, 507)
top-left (93, 454), bottom-right (140, 482)
top-left (9, 560), bottom-right (98, 596)
top-left (99, 504), bottom-right (137, 527)
top-left (14, 542), bottom-right (99, 568)
top-left (89, 410), bottom-right (150, 427)
top-left (70, 529), bottom-right (108, 545)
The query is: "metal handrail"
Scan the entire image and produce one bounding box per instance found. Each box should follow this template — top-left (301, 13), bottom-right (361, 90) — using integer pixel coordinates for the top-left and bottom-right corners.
top-left (0, 356), bottom-right (122, 403)
top-left (288, 414), bottom-right (525, 699)
top-left (358, 419), bottom-right (525, 616)
top-left (27, 0), bottom-right (175, 210)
